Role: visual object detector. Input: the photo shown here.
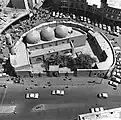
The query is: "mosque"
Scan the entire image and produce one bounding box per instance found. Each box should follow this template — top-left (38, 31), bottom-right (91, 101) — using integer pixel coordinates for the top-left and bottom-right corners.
top-left (1, 0), bottom-right (115, 78)
top-left (6, 21), bottom-right (87, 74)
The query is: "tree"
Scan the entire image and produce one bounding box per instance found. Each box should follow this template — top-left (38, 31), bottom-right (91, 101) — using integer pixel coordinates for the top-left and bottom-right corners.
top-left (76, 54), bottom-right (96, 69)
top-left (43, 53), bottom-right (97, 71)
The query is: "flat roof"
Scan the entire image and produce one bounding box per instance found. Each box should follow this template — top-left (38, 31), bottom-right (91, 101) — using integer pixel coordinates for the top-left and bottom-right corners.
top-left (78, 107), bottom-right (121, 120)
top-left (10, 41), bottom-right (30, 68)
top-left (93, 32), bottom-right (114, 69)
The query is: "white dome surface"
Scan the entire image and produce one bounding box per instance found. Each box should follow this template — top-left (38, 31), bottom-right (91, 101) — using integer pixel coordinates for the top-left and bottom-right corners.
top-left (55, 25), bottom-right (68, 38)
top-left (40, 27), bottom-right (55, 41)
top-left (25, 30), bottom-right (40, 44)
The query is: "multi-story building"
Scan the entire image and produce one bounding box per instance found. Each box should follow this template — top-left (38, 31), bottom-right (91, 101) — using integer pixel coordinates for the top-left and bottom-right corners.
top-left (47, 0), bottom-right (121, 28)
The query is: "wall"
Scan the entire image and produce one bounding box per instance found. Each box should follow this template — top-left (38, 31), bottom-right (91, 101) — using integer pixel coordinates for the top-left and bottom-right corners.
top-left (69, 34), bottom-right (86, 47)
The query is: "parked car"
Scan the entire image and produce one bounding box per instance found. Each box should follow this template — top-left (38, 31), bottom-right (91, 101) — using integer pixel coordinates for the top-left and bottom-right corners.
top-left (102, 24), bottom-right (107, 30)
top-left (107, 26), bottom-right (111, 32)
top-left (87, 18), bottom-right (91, 24)
top-left (108, 81), bottom-right (118, 87)
top-left (116, 66), bottom-right (121, 69)
top-left (51, 89), bottom-right (65, 96)
top-left (117, 57), bottom-right (121, 62)
top-left (109, 31), bottom-right (119, 37)
top-left (90, 107), bottom-right (104, 113)
top-left (111, 76), bottom-right (121, 84)
top-left (116, 69), bottom-right (121, 72)
top-left (99, 23), bottom-right (102, 29)
top-left (25, 93), bottom-right (39, 99)
top-left (80, 16), bottom-right (83, 21)
top-left (94, 23), bottom-right (98, 27)
top-left (112, 71), bottom-right (120, 76)
top-left (116, 61), bottom-right (121, 66)
top-left (97, 92), bottom-right (108, 99)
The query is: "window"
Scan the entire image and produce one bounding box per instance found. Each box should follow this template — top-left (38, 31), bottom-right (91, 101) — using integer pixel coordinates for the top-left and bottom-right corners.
top-left (36, 57), bottom-right (42, 62)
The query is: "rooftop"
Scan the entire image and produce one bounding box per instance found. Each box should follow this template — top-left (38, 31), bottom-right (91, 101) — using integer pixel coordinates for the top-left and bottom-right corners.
top-left (9, 21), bottom-right (114, 71)
top-left (78, 107), bottom-right (121, 120)
top-left (26, 25), bottom-right (84, 47)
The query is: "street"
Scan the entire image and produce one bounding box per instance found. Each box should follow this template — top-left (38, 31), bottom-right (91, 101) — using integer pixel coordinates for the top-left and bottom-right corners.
top-left (0, 77), bottom-right (121, 120)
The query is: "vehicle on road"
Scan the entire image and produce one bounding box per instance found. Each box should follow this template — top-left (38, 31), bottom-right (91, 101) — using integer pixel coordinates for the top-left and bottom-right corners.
top-left (108, 81), bottom-right (118, 87)
top-left (97, 92), bottom-right (108, 99)
top-left (51, 89), bottom-right (65, 96)
top-left (25, 93), bottom-right (39, 99)
top-left (90, 107), bottom-right (104, 113)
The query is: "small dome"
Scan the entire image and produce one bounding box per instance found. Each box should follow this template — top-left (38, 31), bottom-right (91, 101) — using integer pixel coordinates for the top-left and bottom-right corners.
top-left (25, 30), bottom-right (40, 44)
top-left (55, 25), bottom-right (68, 38)
top-left (40, 27), bottom-right (55, 41)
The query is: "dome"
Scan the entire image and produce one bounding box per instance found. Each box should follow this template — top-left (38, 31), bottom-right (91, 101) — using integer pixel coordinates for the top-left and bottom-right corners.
top-left (25, 30), bottom-right (40, 44)
top-left (40, 27), bottom-right (55, 41)
top-left (55, 25), bottom-right (68, 38)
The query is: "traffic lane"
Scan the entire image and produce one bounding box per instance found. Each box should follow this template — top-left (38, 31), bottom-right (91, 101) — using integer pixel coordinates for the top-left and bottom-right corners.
top-left (2, 81), bottom-right (120, 104)
top-left (3, 82), bottom-right (115, 104)
top-left (2, 102), bottom-right (121, 120)
top-left (2, 84), bottom-right (121, 120)
top-left (3, 83), bottom-right (119, 111)
top-left (2, 82), bottom-right (121, 107)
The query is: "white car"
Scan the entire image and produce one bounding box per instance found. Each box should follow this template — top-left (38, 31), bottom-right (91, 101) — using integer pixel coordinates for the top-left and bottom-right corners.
top-left (87, 18), bottom-right (91, 24)
top-left (102, 24), bottom-right (107, 30)
top-left (95, 23), bottom-right (98, 27)
top-left (80, 16), bottom-right (83, 21)
top-left (108, 81), bottom-right (118, 87)
top-left (51, 89), bottom-right (65, 96)
top-left (25, 93), bottom-right (39, 99)
top-left (97, 92), bottom-right (108, 98)
top-left (111, 76), bottom-right (121, 84)
top-left (90, 107), bottom-right (104, 113)
top-left (107, 26), bottom-right (111, 32)
top-left (99, 23), bottom-right (102, 29)
top-left (112, 71), bottom-right (120, 76)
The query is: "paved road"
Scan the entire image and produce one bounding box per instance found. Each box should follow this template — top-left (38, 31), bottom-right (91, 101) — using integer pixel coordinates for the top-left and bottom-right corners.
top-left (0, 77), bottom-right (121, 120)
